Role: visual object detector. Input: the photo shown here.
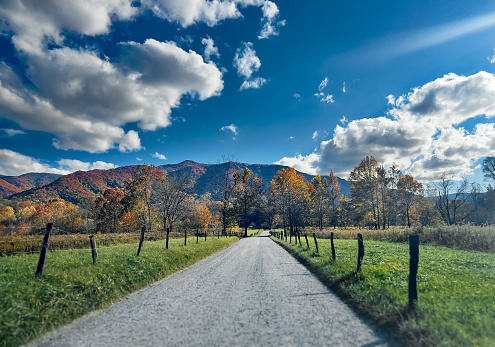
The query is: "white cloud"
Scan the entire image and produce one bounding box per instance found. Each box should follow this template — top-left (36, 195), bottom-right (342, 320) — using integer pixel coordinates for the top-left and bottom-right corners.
top-left (340, 116), bottom-right (348, 124)
top-left (321, 95), bottom-right (335, 103)
top-left (0, 149), bottom-right (69, 176)
top-left (312, 130), bottom-right (319, 140)
top-left (220, 124), bottom-right (238, 135)
top-left (58, 159), bottom-right (91, 172)
top-left (220, 124), bottom-right (238, 139)
top-left (233, 42), bottom-right (261, 79)
top-left (136, 157), bottom-right (143, 161)
top-left (145, 0), bottom-right (240, 28)
top-left (152, 152), bottom-right (167, 160)
top-left (278, 71), bottom-right (495, 181)
top-left (240, 77), bottom-right (267, 90)
top-left (318, 77), bottom-right (328, 91)
top-left (343, 82), bottom-right (346, 93)
top-left (233, 42), bottom-right (267, 90)
top-left (202, 36), bottom-right (220, 62)
top-left (257, 1), bottom-right (285, 39)
top-left (274, 153), bottom-right (320, 176)
top-left (0, 38), bottom-right (223, 152)
top-left (386, 94), bottom-right (396, 105)
top-left (1, 129), bottom-right (26, 137)
top-left (293, 93), bottom-right (301, 99)
top-left (91, 161), bottom-right (118, 170)
top-left (58, 159), bottom-right (117, 172)
top-left (0, 0), bottom-right (137, 55)
top-left (289, 136), bottom-right (295, 140)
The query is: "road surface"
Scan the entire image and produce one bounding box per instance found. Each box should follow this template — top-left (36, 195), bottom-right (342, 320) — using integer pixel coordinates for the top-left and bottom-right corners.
top-left (27, 231), bottom-right (390, 346)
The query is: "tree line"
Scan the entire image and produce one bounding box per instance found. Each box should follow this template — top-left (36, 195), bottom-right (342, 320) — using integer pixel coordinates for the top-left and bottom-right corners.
top-left (1, 156), bottom-right (495, 236)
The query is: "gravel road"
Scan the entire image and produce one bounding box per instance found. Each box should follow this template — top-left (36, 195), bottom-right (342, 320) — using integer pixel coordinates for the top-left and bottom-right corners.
top-left (27, 231), bottom-right (390, 346)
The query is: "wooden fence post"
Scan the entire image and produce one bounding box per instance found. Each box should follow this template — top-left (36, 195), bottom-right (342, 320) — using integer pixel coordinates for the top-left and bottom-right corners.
top-left (166, 227), bottom-right (170, 249)
top-left (184, 228), bottom-right (187, 246)
top-left (205, 228), bottom-right (207, 241)
top-left (313, 232), bottom-right (319, 253)
top-left (304, 234), bottom-right (310, 249)
top-left (35, 223), bottom-right (53, 277)
top-left (137, 225), bottom-right (145, 256)
top-left (331, 232), bottom-right (336, 260)
top-left (409, 235), bottom-right (419, 308)
top-left (357, 233), bottom-right (364, 272)
top-left (89, 235), bottom-right (97, 265)
top-left (196, 227), bottom-right (199, 244)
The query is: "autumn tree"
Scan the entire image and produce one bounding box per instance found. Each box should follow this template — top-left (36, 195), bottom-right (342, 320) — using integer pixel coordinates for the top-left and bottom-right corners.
top-left (122, 164), bottom-right (160, 232)
top-left (397, 174), bottom-right (423, 227)
top-left (32, 199), bottom-right (82, 232)
top-left (232, 167), bottom-right (264, 237)
top-left (93, 188), bottom-right (125, 233)
top-left (270, 167), bottom-right (310, 235)
top-left (0, 206), bottom-right (16, 226)
top-left (195, 204), bottom-right (213, 234)
top-left (349, 156), bottom-right (382, 229)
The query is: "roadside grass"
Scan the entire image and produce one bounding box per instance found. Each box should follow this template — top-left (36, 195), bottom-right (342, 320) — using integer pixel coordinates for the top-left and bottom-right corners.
top-left (0, 236), bottom-right (238, 347)
top-left (0, 230), bottom-right (196, 256)
top-left (273, 236), bottom-right (495, 346)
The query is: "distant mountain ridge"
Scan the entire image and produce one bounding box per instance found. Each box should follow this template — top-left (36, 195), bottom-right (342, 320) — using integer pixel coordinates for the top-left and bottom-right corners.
top-left (5, 161), bottom-right (350, 205)
top-left (0, 173), bottom-right (62, 198)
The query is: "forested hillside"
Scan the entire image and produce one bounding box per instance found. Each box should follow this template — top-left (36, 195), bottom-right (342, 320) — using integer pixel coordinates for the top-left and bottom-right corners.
top-left (5, 161), bottom-right (350, 205)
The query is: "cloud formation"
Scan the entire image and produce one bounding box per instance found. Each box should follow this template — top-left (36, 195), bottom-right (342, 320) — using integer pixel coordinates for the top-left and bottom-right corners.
top-left (0, 149), bottom-right (69, 176)
top-left (220, 124), bottom-right (238, 139)
top-left (0, 37), bottom-right (223, 152)
top-left (258, 1), bottom-right (285, 39)
top-left (202, 36), bottom-right (220, 62)
top-left (275, 153), bottom-right (319, 176)
top-left (233, 42), bottom-right (267, 90)
top-left (278, 71), bottom-right (495, 181)
top-left (152, 152), bottom-right (167, 160)
top-left (1, 0), bottom-right (287, 153)
top-left (240, 77), bottom-right (267, 90)
top-left (1, 129), bottom-right (26, 137)
top-left (318, 77), bottom-right (328, 91)
top-left (314, 77), bottom-right (334, 103)
top-left (58, 159), bottom-right (117, 172)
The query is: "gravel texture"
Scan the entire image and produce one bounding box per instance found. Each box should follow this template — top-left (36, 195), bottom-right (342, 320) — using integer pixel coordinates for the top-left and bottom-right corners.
top-left (27, 231), bottom-right (390, 346)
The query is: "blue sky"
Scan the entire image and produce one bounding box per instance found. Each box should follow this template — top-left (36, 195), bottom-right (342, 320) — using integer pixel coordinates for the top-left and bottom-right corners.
top-left (1, 0), bottom-right (495, 185)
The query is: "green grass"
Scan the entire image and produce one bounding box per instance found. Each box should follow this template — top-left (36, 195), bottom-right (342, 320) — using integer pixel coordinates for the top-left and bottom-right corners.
top-left (273, 236), bottom-right (495, 346)
top-left (0, 236), bottom-right (238, 347)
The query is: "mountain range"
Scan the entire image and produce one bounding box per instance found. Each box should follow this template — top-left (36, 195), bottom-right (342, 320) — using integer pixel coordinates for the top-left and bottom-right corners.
top-left (3, 161), bottom-right (351, 206)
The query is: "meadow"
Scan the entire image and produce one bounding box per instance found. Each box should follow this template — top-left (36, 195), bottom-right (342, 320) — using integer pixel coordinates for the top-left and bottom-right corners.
top-left (273, 233), bottom-right (495, 346)
top-left (0, 236), bottom-right (238, 347)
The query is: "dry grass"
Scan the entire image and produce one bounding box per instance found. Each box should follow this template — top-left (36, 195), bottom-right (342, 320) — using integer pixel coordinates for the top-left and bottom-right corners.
top-left (301, 225), bottom-right (495, 253)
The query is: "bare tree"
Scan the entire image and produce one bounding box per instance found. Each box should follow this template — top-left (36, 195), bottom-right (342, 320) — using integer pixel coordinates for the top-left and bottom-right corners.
top-left (153, 174), bottom-right (190, 233)
top-left (210, 156), bottom-right (239, 235)
top-left (482, 157), bottom-right (495, 181)
top-left (434, 173), bottom-right (468, 225)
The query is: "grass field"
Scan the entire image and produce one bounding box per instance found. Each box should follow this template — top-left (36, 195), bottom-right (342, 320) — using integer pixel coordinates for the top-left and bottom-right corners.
top-left (0, 236), bottom-right (238, 347)
top-left (272, 235), bottom-right (495, 346)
